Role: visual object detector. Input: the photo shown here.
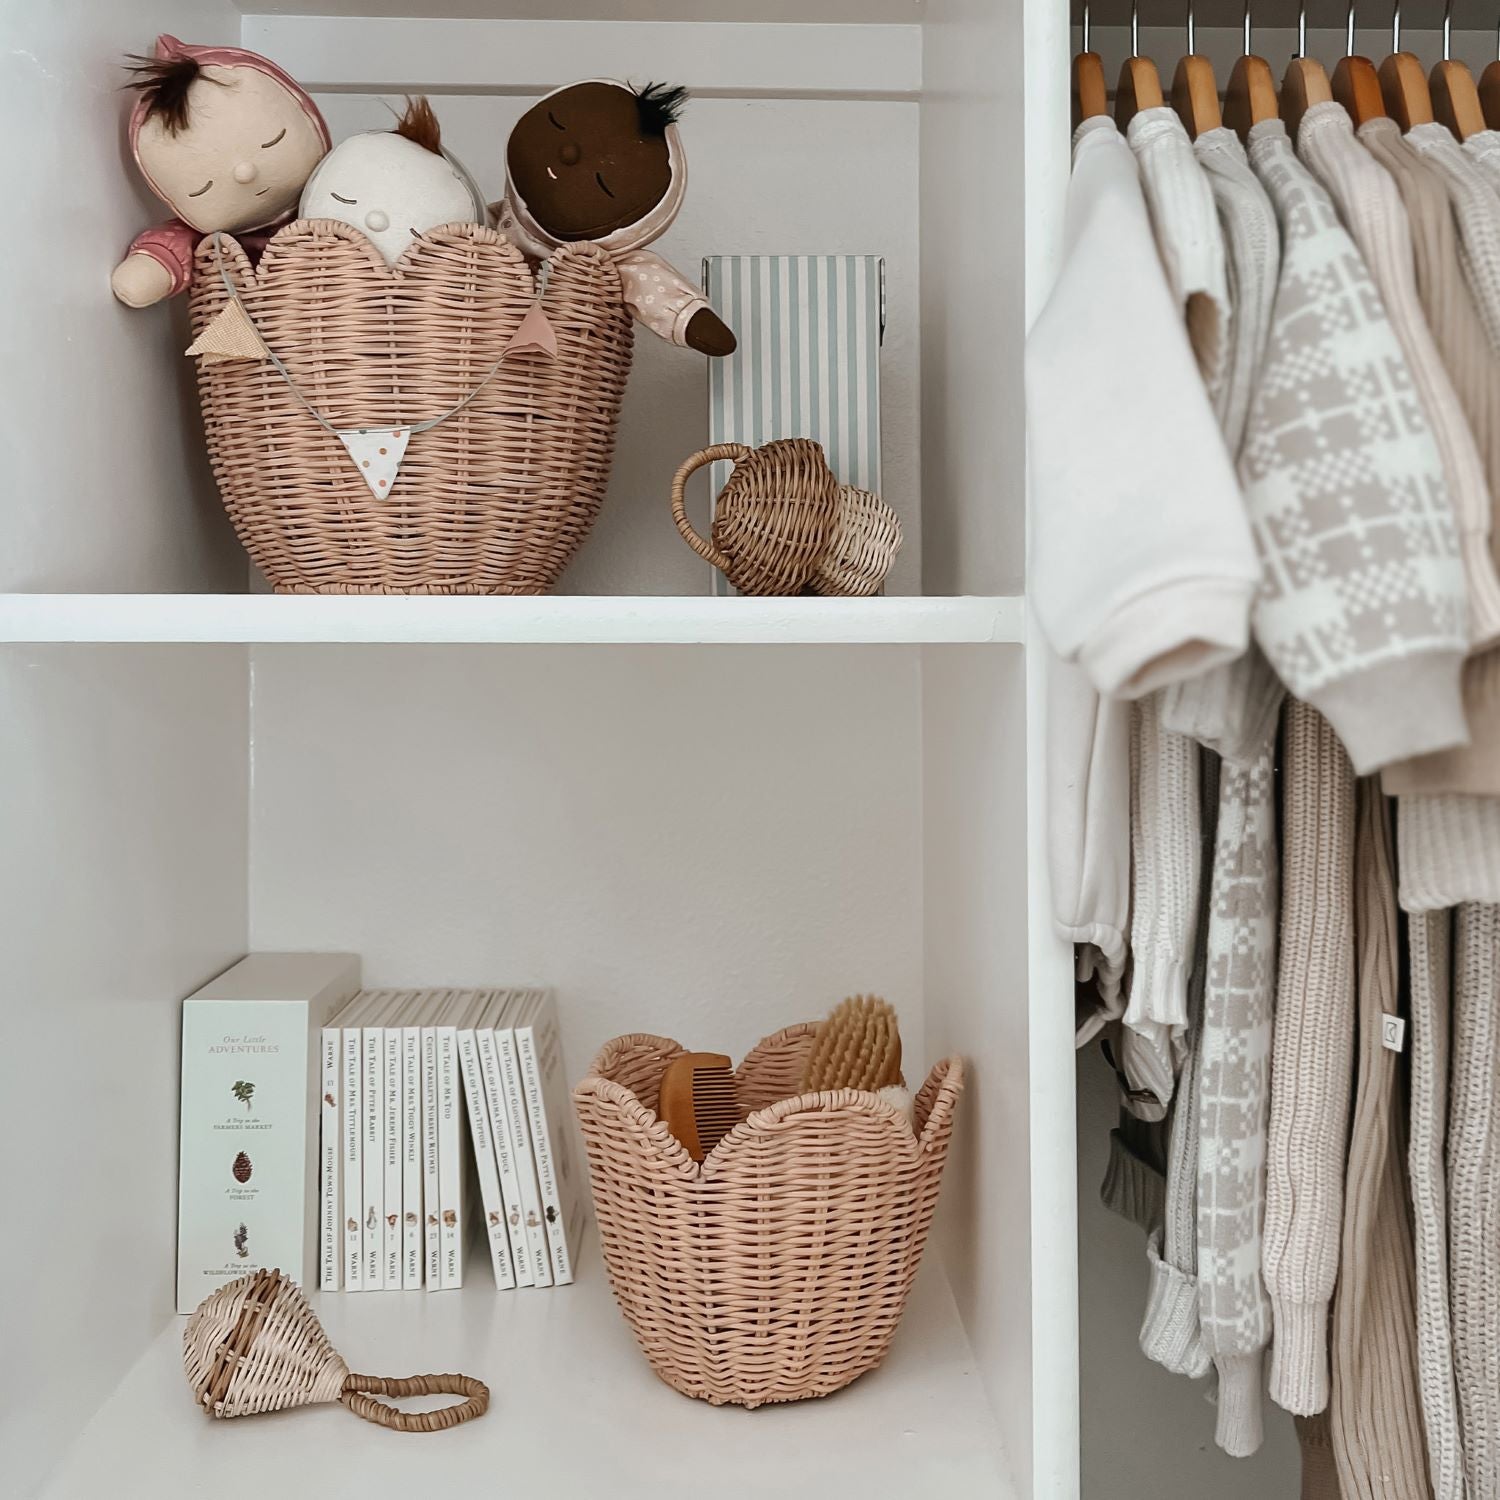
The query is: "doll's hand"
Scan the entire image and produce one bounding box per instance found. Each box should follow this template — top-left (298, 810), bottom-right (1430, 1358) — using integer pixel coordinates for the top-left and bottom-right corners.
top-left (111, 253), bottom-right (175, 308)
top-left (685, 307), bottom-right (737, 357)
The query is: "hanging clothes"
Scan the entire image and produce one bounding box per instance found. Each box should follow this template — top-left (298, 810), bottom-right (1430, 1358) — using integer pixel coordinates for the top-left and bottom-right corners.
top-left (1397, 796), bottom-right (1500, 911)
top-left (1462, 127), bottom-right (1500, 192)
top-left (1027, 117), bottom-right (1258, 702)
top-left (1241, 118), bottom-right (1469, 774)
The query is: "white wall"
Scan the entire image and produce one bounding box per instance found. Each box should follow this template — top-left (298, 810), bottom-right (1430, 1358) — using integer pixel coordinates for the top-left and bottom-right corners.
top-left (246, 646), bottom-right (926, 1074)
top-left (0, 647), bottom-right (249, 1494)
top-left (0, 0), bottom-right (246, 593)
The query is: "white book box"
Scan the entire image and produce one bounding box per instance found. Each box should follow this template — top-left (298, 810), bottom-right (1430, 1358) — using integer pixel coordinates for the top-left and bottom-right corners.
top-left (0, 1), bottom-right (1081, 1496)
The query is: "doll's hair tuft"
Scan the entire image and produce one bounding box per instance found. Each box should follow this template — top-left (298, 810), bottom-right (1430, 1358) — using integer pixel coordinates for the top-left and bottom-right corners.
top-left (124, 53), bottom-right (220, 136)
top-left (392, 96), bottom-right (443, 155)
top-left (633, 82), bottom-right (688, 138)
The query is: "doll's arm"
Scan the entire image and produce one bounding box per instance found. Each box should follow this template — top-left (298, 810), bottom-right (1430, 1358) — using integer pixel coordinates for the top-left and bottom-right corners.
top-left (111, 222), bottom-right (198, 307)
top-left (615, 251), bottom-right (736, 356)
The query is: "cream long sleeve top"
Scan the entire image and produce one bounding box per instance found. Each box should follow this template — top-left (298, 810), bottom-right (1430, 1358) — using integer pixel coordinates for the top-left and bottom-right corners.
top-left (1298, 103), bottom-right (1500, 656)
top-left (1242, 118), bottom-right (1468, 774)
top-left (1028, 117), bottom-right (1259, 702)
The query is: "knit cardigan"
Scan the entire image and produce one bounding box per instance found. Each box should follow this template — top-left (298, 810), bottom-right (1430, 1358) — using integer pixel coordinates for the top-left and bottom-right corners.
top-left (1195, 741), bottom-right (1279, 1455)
top-left (1028, 117), bottom-right (1258, 701)
top-left (1298, 103), bottom-right (1500, 658)
top-left (1243, 119), bottom-right (1468, 774)
top-left (1449, 903), bottom-right (1500, 1500)
top-left (1328, 783), bottom-right (1431, 1500)
top-left (1408, 910), bottom-right (1466, 1500)
top-left (1264, 700), bottom-right (1357, 1415)
top-left (1160, 127), bottom-right (1286, 763)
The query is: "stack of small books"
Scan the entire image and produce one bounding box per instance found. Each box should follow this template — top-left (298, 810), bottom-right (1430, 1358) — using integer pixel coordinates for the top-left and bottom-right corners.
top-left (319, 988), bottom-right (583, 1292)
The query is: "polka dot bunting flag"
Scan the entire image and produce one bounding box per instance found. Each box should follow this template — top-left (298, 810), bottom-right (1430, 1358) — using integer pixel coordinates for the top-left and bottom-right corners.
top-left (336, 426), bottom-right (412, 499)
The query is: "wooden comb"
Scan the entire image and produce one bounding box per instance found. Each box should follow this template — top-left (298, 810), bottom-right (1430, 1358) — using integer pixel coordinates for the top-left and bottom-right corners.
top-left (658, 1052), bottom-right (740, 1163)
top-left (801, 995), bottom-right (904, 1093)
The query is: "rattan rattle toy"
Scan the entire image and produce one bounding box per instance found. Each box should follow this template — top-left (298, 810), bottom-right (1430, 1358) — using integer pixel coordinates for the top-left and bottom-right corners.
top-left (182, 1267), bottom-right (489, 1431)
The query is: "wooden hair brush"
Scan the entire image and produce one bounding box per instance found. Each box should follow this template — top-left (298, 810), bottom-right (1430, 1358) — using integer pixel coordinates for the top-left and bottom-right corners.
top-left (658, 1052), bottom-right (740, 1162)
top-left (801, 994), bottom-right (904, 1093)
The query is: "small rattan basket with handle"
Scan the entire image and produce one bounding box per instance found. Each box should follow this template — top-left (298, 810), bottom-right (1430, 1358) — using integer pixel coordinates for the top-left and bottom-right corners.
top-left (670, 439), bottom-right (903, 596)
top-left (574, 1024), bottom-right (963, 1408)
top-left (190, 221), bottom-right (633, 594)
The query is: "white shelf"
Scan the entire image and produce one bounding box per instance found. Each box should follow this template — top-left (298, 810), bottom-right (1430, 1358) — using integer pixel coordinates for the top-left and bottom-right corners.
top-left (0, 594), bottom-right (1025, 646)
top-left (40, 1244), bottom-right (1015, 1500)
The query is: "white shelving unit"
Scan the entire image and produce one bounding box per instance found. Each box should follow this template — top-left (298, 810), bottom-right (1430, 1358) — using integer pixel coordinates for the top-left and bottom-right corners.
top-left (0, 2), bottom-right (1076, 1498)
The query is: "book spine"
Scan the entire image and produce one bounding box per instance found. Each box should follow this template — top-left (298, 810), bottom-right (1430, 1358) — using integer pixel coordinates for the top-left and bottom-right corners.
top-left (422, 1025), bottom-right (441, 1290)
top-left (362, 1023), bottom-right (384, 1287)
top-left (478, 1028), bottom-right (533, 1287)
top-left (319, 1027), bottom-right (341, 1291)
top-left (342, 1026), bottom-right (363, 1290)
top-left (518, 1022), bottom-right (572, 1285)
top-left (401, 1025), bottom-right (422, 1288)
top-left (498, 1026), bottom-right (552, 1287)
top-left (437, 1026), bottom-right (461, 1288)
top-left (383, 1025), bottom-right (403, 1288)
top-left (459, 1029), bottom-right (516, 1290)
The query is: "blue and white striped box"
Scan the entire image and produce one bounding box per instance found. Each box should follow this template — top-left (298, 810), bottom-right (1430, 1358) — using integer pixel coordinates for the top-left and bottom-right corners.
top-left (703, 255), bottom-right (885, 592)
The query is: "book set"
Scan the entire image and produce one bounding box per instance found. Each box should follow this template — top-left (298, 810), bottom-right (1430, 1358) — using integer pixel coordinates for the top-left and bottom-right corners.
top-left (178, 959), bottom-right (583, 1308)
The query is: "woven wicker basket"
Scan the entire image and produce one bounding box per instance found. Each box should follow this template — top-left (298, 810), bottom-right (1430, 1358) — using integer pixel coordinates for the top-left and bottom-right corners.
top-left (190, 221), bottom-right (633, 594)
top-left (575, 1024), bottom-right (963, 1408)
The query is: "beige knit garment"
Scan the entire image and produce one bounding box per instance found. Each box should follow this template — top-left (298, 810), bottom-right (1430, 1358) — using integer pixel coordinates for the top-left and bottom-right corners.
top-left (1329, 783), bottom-right (1432, 1500)
top-left (1299, 1412), bottom-right (1344, 1500)
top-left (1408, 909), bottom-right (1466, 1500)
top-left (1465, 128), bottom-right (1500, 194)
top-left (1387, 651), bottom-right (1500, 800)
top-left (1265, 700), bottom-right (1357, 1416)
top-left (1398, 797), bottom-right (1500, 913)
top-left (1299, 103), bottom-right (1500, 650)
top-left (1449, 903), bottom-right (1500, 1500)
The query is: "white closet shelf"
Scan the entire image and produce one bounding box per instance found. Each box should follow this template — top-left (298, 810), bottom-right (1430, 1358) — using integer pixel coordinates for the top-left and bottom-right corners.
top-left (40, 1245), bottom-right (1015, 1500)
top-left (0, 594), bottom-right (1026, 646)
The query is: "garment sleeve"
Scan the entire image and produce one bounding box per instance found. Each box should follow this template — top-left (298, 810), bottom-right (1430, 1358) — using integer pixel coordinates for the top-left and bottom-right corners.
top-left (125, 221), bottom-right (200, 300)
top-left (614, 250), bottom-right (711, 345)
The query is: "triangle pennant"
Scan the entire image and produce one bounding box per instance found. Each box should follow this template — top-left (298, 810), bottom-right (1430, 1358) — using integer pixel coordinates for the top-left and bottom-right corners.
top-left (336, 426), bottom-right (412, 499)
top-left (502, 301), bottom-right (558, 360)
top-left (185, 299), bottom-right (269, 365)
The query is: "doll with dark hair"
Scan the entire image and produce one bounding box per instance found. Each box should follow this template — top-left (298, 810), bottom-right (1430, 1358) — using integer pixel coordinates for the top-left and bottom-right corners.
top-left (112, 35), bottom-right (329, 307)
top-left (495, 79), bottom-right (736, 357)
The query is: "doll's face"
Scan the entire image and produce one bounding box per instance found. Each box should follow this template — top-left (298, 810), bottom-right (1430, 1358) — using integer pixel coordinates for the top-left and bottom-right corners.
top-left (136, 65), bottom-right (325, 234)
top-left (300, 132), bottom-right (481, 264)
top-left (507, 82), bottom-right (673, 240)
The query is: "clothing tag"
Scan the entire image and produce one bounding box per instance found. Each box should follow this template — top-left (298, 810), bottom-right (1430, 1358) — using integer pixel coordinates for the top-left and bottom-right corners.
top-left (1381, 1014), bottom-right (1407, 1054)
top-left (336, 426), bottom-right (411, 499)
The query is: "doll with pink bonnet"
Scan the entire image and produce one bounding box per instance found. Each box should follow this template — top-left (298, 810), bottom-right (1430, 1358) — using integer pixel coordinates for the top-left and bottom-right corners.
top-left (112, 35), bottom-right (330, 308)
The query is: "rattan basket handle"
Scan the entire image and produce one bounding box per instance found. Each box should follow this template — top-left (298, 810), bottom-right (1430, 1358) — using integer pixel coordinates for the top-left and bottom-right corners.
top-left (340, 1372), bottom-right (490, 1432)
top-left (670, 443), bottom-right (749, 573)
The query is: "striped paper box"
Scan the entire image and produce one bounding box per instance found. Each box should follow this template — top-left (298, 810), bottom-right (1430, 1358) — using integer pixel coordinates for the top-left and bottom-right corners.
top-left (704, 255), bottom-right (885, 594)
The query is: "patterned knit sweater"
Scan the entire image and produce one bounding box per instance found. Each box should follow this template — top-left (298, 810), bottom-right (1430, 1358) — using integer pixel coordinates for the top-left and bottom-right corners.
top-left (1244, 119), bottom-right (1468, 775)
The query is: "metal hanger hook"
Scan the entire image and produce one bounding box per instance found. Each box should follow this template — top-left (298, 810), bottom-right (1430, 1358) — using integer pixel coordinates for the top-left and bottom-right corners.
top-left (1441, 0), bottom-right (1452, 59)
top-left (1298, 0), bottom-right (1308, 58)
top-left (1187, 0), bottom-right (1196, 55)
top-left (1391, 0), bottom-right (1401, 55)
top-left (1081, 0), bottom-right (1091, 54)
top-left (1347, 0), bottom-right (1357, 56)
top-left (1243, 0), bottom-right (1253, 56)
top-left (1131, 0), bottom-right (1140, 58)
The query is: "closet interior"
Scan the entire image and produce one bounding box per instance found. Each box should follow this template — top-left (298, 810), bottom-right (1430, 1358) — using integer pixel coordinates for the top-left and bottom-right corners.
top-left (3, 3), bottom-right (1077, 1499)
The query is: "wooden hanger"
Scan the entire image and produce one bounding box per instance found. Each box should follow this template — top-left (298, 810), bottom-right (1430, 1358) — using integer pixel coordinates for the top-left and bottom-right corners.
top-left (1379, 1), bottom-right (1435, 129)
top-left (1332, 0), bottom-right (1385, 129)
top-left (1484, 60), bottom-right (1500, 129)
top-left (1170, 0), bottom-right (1221, 138)
top-left (1072, 0), bottom-right (1109, 129)
top-left (1223, 0), bottom-right (1276, 137)
top-left (1280, 0), bottom-right (1332, 139)
top-left (1116, 0), bottom-right (1165, 127)
top-left (1430, 2), bottom-right (1484, 138)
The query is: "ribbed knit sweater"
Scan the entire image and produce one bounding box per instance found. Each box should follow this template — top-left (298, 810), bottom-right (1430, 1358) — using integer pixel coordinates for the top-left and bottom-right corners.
top-left (1329, 783), bottom-right (1431, 1500)
top-left (1464, 127), bottom-right (1500, 193)
top-left (1244, 119), bottom-right (1468, 774)
top-left (1298, 103), bottom-right (1500, 656)
top-left (1265, 700), bottom-right (1357, 1416)
top-left (1408, 909), bottom-right (1466, 1500)
top-left (1160, 128), bottom-right (1286, 763)
top-left (1195, 742), bottom-right (1279, 1455)
top-left (1397, 796), bottom-right (1500, 912)
top-left (1299, 1412), bottom-right (1343, 1499)
top-left (1449, 902), bottom-right (1500, 1500)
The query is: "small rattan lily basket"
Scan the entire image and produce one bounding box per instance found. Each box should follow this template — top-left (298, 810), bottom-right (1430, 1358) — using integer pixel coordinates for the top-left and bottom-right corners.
top-left (190, 222), bottom-right (633, 594)
top-left (574, 1024), bottom-right (963, 1408)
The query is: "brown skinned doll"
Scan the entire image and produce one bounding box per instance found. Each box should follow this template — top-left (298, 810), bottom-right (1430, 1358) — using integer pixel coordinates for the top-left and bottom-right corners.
top-left (494, 80), bottom-right (736, 357)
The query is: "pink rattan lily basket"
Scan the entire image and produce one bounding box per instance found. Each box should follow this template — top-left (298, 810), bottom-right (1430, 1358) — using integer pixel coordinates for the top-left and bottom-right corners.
top-left (190, 222), bottom-right (633, 594)
top-left (574, 1023), bottom-right (964, 1408)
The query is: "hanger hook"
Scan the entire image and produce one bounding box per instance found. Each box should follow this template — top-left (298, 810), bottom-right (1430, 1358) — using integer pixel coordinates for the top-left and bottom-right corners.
top-left (1347, 0), bottom-right (1356, 55)
top-left (1298, 0), bottom-right (1308, 57)
top-left (1392, 0), bottom-right (1401, 54)
top-left (1081, 0), bottom-right (1091, 53)
top-left (1131, 0), bottom-right (1140, 58)
top-left (1442, 0), bottom-right (1451, 59)
top-left (1187, 0), bottom-right (1196, 54)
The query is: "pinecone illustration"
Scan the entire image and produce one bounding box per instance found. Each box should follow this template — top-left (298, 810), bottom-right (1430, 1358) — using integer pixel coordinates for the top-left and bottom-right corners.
top-left (232, 1151), bottom-right (252, 1183)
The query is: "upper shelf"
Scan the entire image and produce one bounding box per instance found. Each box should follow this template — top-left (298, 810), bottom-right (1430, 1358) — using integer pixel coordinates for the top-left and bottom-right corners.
top-left (0, 594), bottom-right (1025, 646)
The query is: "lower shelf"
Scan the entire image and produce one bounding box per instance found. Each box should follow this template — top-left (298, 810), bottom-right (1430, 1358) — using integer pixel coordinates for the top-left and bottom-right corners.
top-left (41, 1237), bottom-right (1013, 1499)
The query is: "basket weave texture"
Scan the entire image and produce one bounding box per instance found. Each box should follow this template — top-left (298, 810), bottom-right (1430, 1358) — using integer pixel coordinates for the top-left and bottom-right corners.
top-left (190, 221), bottom-right (633, 594)
top-left (574, 1024), bottom-right (963, 1408)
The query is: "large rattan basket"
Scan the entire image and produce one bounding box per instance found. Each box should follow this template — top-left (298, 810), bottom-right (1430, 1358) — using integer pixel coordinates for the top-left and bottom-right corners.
top-left (574, 1024), bottom-right (964, 1408)
top-left (189, 221), bottom-right (633, 594)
